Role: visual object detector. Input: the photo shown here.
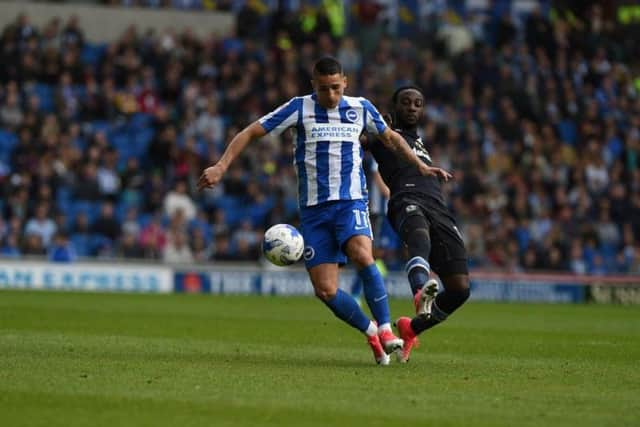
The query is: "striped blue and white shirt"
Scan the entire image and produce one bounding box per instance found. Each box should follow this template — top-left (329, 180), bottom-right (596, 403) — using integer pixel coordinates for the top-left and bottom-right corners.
top-left (259, 94), bottom-right (388, 207)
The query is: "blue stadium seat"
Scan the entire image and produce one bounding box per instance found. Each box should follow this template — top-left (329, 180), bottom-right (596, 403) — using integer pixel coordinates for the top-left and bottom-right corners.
top-left (171, 0), bottom-right (202, 9)
top-left (33, 83), bottom-right (54, 113)
top-left (89, 234), bottom-right (113, 256)
top-left (0, 131), bottom-right (18, 167)
top-left (284, 197), bottom-right (298, 217)
top-left (119, 189), bottom-right (142, 209)
top-left (110, 132), bottom-right (130, 149)
top-left (377, 217), bottom-right (402, 250)
top-left (70, 233), bottom-right (91, 257)
top-left (137, 213), bottom-right (154, 229)
top-left (81, 43), bottom-right (107, 67)
top-left (128, 113), bottom-right (153, 131)
top-left (557, 120), bottom-right (577, 145)
top-left (71, 201), bottom-right (102, 225)
top-left (195, 138), bottom-right (208, 157)
top-left (90, 120), bottom-right (111, 135)
top-left (0, 160), bottom-right (9, 177)
top-left (247, 197), bottom-right (275, 227)
top-left (116, 201), bottom-right (141, 223)
top-left (0, 150), bottom-right (10, 166)
top-left (56, 186), bottom-right (73, 204)
top-left (189, 218), bottom-right (213, 243)
top-left (225, 206), bottom-right (246, 227)
top-left (72, 137), bottom-right (87, 151)
top-left (214, 196), bottom-right (256, 227)
top-left (0, 130), bottom-right (18, 151)
top-left (72, 85), bottom-right (87, 103)
top-left (56, 186), bottom-right (74, 214)
top-left (133, 128), bottom-right (154, 156)
top-left (213, 195), bottom-right (241, 212)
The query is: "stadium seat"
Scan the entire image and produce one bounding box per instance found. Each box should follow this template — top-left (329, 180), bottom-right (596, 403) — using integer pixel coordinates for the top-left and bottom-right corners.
top-left (137, 213), bottom-right (154, 229)
top-left (557, 120), bottom-right (577, 145)
top-left (33, 83), bottom-right (55, 113)
top-left (56, 187), bottom-right (74, 214)
top-left (377, 217), bottom-right (402, 250)
top-left (0, 130), bottom-right (18, 151)
top-left (119, 189), bottom-right (142, 209)
top-left (90, 120), bottom-right (112, 135)
top-left (110, 132), bottom-right (130, 150)
top-left (70, 201), bottom-right (102, 225)
top-left (133, 128), bottom-right (154, 155)
top-left (128, 113), bottom-right (153, 131)
top-left (80, 43), bottom-right (107, 67)
top-left (89, 234), bottom-right (114, 256)
top-left (70, 233), bottom-right (91, 257)
top-left (284, 198), bottom-right (298, 217)
top-left (56, 186), bottom-right (73, 204)
top-left (247, 198), bottom-right (275, 227)
top-left (189, 218), bottom-right (213, 244)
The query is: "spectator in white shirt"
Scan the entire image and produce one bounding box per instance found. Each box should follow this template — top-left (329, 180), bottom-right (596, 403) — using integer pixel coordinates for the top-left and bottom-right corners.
top-left (162, 230), bottom-right (194, 264)
top-left (163, 180), bottom-right (196, 221)
top-left (24, 203), bottom-right (57, 246)
top-left (97, 148), bottom-right (121, 198)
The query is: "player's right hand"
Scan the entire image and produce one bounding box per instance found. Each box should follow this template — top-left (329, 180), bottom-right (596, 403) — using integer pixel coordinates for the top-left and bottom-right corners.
top-left (197, 164), bottom-right (225, 190)
top-left (418, 164), bottom-right (453, 182)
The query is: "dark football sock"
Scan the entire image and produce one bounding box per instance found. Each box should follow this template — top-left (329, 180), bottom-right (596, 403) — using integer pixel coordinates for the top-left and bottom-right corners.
top-left (410, 286), bottom-right (470, 334)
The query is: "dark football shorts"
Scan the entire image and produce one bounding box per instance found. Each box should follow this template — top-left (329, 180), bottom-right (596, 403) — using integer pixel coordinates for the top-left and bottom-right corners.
top-left (388, 193), bottom-right (469, 277)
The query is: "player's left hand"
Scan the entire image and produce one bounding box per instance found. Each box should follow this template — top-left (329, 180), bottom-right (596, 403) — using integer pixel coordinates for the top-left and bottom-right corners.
top-left (418, 164), bottom-right (453, 182)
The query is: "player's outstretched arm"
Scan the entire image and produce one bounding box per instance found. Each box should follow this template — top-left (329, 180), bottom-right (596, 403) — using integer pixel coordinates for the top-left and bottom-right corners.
top-left (198, 121), bottom-right (267, 190)
top-left (378, 128), bottom-right (452, 182)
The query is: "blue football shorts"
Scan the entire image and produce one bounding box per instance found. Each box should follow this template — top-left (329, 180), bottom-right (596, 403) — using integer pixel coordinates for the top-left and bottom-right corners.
top-left (299, 199), bottom-right (373, 269)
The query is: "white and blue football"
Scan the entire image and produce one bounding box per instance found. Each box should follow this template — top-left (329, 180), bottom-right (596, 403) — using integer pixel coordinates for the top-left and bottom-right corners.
top-left (262, 224), bottom-right (304, 266)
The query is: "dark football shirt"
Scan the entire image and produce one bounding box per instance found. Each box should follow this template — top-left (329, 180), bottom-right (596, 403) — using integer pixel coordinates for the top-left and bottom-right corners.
top-left (369, 128), bottom-right (447, 207)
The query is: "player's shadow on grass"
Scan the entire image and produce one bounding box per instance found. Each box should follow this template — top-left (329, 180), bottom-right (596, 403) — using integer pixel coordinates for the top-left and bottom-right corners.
top-left (162, 349), bottom-right (372, 369)
top-left (16, 331), bottom-right (381, 368)
top-left (219, 352), bottom-right (371, 369)
top-left (11, 332), bottom-right (380, 367)
top-left (34, 345), bottom-right (375, 368)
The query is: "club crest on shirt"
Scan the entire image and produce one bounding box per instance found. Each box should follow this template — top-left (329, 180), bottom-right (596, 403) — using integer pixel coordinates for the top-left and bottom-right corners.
top-left (413, 138), bottom-right (432, 163)
top-left (345, 109), bottom-right (359, 123)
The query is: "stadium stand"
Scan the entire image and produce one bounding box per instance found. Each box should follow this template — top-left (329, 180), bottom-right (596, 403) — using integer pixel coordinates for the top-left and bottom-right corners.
top-left (0, 0), bottom-right (639, 275)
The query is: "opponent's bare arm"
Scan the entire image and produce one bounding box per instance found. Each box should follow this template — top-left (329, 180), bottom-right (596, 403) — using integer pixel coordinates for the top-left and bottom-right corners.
top-left (197, 121), bottom-right (267, 190)
top-left (378, 128), bottom-right (453, 182)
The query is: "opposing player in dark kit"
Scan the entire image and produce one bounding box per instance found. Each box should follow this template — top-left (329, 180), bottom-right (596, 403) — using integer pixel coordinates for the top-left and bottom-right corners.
top-left (367, 86), bottom-right (471, 362)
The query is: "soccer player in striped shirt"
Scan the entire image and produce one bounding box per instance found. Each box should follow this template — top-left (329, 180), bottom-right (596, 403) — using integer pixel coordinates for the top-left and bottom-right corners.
top-left (198, 57), bottom-right (450, 365)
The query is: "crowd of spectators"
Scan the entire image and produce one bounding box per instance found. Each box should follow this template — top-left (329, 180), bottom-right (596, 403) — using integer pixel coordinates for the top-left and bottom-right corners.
top-left (0, 2), bottom-right (639, 275)
top-left (102, 0), bottom-right (235, 10)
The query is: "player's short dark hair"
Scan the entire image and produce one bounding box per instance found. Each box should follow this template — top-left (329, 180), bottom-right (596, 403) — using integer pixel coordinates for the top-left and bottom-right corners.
top-left (391, 85), bottom-right (425, 104)
top-left (313, 57), bottom-right (343, 76)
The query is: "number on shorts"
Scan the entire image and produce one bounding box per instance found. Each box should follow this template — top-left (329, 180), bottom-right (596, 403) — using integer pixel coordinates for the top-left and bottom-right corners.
top-left (352, 209), bottom-right (370, 230)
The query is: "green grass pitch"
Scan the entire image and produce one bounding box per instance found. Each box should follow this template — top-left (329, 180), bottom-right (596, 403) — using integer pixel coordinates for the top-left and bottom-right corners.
top-left (1, 290), bottom-right (638, 427)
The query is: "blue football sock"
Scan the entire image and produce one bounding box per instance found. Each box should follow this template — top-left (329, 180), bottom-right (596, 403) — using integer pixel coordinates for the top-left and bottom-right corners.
top-left (406, 256), bottom-right (430, 295)
top-left (324, 288), bottom-right (371, 332)
top-left (359, 263), bottom-right (390, 325)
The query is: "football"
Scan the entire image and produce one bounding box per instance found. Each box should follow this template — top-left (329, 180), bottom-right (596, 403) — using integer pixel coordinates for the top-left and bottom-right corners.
top-left (262, 224), bottom-right (305, 266)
